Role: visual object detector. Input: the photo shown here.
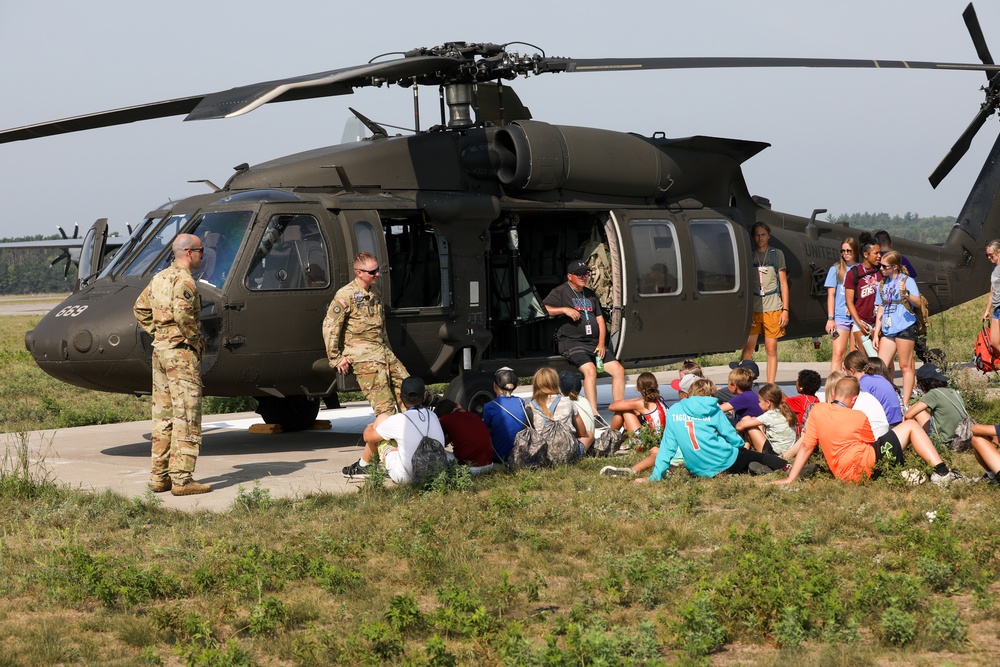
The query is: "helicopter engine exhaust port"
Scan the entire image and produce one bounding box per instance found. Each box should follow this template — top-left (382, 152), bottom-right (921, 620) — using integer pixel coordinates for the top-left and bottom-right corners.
top-left (492, 120), bottom-right (677, 197)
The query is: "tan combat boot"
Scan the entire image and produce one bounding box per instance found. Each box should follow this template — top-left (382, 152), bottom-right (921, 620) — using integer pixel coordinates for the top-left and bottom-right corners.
top-left (150, 477), bottom-right (172, 493)
top-left (171, 480), bottom-right (211, 496)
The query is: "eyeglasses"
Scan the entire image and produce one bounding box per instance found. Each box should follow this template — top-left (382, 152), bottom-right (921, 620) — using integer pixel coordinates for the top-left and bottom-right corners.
top-left (187, 247), bottom-right (204, 255)
top-left (840, 249), bottom-right (853, 254)
top-left (879, 264), bottom-right (893, 270)
top-left (356, 267), bottom-right (380, 276)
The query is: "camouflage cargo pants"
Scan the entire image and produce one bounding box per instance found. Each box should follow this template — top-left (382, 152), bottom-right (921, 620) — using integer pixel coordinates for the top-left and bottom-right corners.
top-left (151, 346), bottom-right (202, 484)
top-left (354, 353), bottom-right (408, 417)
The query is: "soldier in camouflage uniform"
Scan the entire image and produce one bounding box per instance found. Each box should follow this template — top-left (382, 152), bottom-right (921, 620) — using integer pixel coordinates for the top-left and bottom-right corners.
top-left (133, 233), bottom-right (211, 496)
top-left (323, 252), bottom-right (409, 432)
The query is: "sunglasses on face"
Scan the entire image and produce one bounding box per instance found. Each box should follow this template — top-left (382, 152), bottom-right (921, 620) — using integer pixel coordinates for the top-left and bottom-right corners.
top-left (356, 267), bottom-right (380, 276)
top-left (187, 247), bottom-right (204, 255)
top-left (841, 249), bottom-right (853, 254)
top-left (879, 264), bottom-right (893, 270)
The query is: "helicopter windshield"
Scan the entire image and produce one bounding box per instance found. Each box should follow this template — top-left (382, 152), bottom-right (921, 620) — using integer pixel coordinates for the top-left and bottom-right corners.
top-left (120, 214), bottom-right (190, 278)
top-left (186, 211), bottom-right (253, 287)
top-left (98, 215), bottom-right (161, 279)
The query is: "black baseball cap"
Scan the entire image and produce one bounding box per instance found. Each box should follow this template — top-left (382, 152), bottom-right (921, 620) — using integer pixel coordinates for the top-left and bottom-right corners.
top-left (728, 359), bottom-right (760, 379)
top-left (400, 376), bottom-right (426, 402)
top-left (567, 260), bottom-right (590, 276)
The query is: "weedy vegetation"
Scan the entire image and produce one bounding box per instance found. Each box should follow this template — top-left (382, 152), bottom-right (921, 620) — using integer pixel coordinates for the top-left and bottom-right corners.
top-left (3, 296), bottom-right (1000, 664)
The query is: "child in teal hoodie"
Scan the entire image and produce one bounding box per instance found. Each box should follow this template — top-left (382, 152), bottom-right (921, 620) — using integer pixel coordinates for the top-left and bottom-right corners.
top-left (644, 379), bottom-right (788, 481)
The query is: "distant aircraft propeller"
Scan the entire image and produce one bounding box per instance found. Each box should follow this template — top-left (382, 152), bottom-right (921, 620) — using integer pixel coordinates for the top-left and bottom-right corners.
top-left (50, 224), bottom-right (79, 277)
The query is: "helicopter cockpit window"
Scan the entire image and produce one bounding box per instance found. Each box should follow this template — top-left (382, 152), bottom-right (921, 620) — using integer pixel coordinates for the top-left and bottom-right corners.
top-left (185, 210), bottom-right (253, 287)
top-left (630, 221), bottom-right (681, 296)
top-left (690, 220), bottom-right (739, 293)
top-left (121, 214), bottom-right (191, 278)
top-left (245, 214), bottom-right (329, 291)
top-left (382, 216), bottom-right (444, 309)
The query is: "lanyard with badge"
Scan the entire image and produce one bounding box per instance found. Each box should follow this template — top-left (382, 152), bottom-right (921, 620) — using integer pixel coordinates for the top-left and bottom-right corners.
top-left (571, 286), bottom-right (592, 335)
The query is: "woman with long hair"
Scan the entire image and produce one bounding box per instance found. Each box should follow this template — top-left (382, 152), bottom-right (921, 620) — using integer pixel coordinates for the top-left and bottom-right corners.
top-left (824, 236), bottom-right (860, 373)
top-left (735, 383), bottom-right (797, 456)
top-left (843, 350), bottom-right (903, 426)
top-left (528, 366), bottom-right (588, 458)
top-left (872, 250), bottom-right (922, 405)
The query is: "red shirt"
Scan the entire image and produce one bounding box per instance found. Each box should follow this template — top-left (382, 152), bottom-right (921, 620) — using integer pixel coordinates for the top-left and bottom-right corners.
top-left (786, 394), bottom-right (819, 434)
top-left (439, 411), bottom-right (494, 466)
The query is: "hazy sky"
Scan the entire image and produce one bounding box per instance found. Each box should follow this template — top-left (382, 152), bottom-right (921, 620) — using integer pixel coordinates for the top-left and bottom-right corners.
top-left (1, 0), bottom-right (998, 240)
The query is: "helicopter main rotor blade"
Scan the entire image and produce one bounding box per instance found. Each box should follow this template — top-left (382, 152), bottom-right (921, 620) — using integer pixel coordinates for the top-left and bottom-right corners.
top-left (543, 55), bottom-right (1000, 74)
top-left (0, 97), bottom-right (204, 144)
top-left (184, 56), bottom-right (462, 121)
top-left (964, 3), bottom-right (995, 83)
top-left (0, 56), bottom-right (461, 145)
top-left (929, 103), bottom-right (995, 188)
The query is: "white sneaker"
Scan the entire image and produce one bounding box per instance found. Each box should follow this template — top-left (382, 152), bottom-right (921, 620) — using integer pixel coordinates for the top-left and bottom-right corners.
top-left (900, 469), bottom-right (927, 485)
top-left (930, 470), bottom-right (964, 487)
top-left (600, 466), bottom-right (636, 478)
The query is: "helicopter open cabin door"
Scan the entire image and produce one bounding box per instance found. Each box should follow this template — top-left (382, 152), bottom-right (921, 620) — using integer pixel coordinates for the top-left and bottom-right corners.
top-left (614, 211), bottom-right (751, 362)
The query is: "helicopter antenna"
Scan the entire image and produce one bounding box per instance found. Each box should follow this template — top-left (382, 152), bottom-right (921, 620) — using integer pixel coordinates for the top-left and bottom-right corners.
top-left (411, 77), bottom-right (421, 132)
top-left (347, 107), bottom-right (389, 138)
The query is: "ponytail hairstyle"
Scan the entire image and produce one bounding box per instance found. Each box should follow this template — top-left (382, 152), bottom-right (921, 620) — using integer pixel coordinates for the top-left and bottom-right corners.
top-left (679, 359), bottom-right (705, 378)
top-left (844, 350), bottom-right (876, 376)
top-left (635, 372), bottom-right (662, 405)
top-left (836, 236), bottom-right (860, 283)
top-left (758, 383), bottom-right (796, 429)
top-left (866, 356), bottom-right (897, 388)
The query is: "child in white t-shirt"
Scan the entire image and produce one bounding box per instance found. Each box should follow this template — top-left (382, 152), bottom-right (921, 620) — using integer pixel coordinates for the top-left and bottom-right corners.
top-left (736, 383), bottom-right (797, 456)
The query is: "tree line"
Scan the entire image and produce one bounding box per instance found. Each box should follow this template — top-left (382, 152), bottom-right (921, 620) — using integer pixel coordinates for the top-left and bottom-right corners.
top-left (0, 215), bottom-right (959, 295)
top-left (826, 212), bottom-right (956, 245)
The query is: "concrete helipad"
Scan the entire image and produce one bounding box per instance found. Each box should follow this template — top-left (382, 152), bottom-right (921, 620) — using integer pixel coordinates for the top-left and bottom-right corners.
top-left (7, 362), bottom-right (838, 512)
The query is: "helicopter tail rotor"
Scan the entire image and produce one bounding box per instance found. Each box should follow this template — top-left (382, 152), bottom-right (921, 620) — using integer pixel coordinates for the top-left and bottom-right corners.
top-left (930, 3), bottom-right (1000, 188)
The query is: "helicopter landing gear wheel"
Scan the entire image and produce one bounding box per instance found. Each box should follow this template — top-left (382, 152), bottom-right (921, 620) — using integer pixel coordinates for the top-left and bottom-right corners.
top-left (443, 372), bottom-right (496, 418)
top-left (255, 395), bottom-right (321, 432)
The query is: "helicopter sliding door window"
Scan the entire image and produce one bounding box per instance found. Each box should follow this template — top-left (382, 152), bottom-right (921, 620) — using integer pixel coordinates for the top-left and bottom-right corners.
top-left (245, 214), bottom-right (330, 291)
top-left (121, 214), bottom-right (191, 278)
top-left (689, 220), bottom-right (739, 293)
top-left (629, 221), bottom-right (681, 296)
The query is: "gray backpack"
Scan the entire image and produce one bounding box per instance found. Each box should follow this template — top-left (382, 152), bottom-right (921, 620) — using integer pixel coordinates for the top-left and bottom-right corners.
top-left (405, 410), bottom-right (449, 486)
top-left (511, 397), bottom-right (580, 467)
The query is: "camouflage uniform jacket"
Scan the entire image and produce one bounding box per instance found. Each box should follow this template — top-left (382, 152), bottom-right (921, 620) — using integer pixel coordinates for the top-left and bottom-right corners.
top-left (133, 262), bottom-right (202, 352)
top-left (323, 278), bottom-right (391, 364)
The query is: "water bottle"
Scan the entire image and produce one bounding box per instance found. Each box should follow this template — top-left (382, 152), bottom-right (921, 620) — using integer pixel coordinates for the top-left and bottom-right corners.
top-left (595, 355), bottom-right (604, 373)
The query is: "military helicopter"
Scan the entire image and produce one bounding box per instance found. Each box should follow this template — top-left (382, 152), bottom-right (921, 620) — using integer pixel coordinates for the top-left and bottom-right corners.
top-left (5, 4), bottom-right (1000, 430)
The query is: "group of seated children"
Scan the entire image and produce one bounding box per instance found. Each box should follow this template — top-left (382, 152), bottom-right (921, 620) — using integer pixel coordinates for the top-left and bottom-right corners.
top-left (350, 355), bottom-right (1000, 489)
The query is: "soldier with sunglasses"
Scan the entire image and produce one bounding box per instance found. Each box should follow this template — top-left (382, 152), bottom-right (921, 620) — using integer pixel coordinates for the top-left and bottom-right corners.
top-left (324, 252), bottom-right (409, 430)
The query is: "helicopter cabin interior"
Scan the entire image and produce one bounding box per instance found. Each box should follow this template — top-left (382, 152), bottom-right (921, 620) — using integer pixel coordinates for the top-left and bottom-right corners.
top-left (484, 211), bottom-right (618, 362)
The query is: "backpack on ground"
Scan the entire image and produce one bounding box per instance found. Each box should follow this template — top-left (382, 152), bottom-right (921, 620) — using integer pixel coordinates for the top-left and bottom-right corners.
top-left (509, 397), bottom-right (580, 467)
top-left (975, 323), bottom-right (1000, 376)
top-left (405, 411), bottom-right (449, 486)
top-left (592, 423), bottom-right (625, 458)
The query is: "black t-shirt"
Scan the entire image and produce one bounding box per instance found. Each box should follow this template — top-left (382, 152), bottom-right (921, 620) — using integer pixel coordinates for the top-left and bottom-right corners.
top-left (543, 282), bottom-right (604, 344)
